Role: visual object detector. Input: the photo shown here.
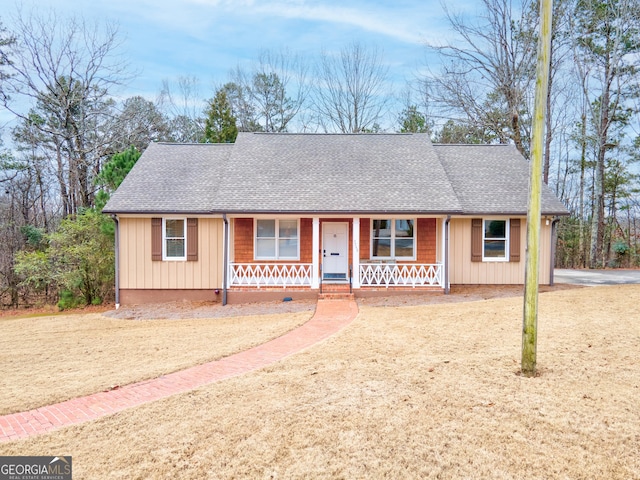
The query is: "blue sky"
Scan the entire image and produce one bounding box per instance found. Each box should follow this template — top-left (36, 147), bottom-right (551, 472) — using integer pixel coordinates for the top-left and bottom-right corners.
top-left (2, 0), bottom-right (477, 132)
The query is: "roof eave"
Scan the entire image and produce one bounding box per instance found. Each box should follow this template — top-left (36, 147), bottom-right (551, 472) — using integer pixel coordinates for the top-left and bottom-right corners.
top-left (101, 209), bottom-right (218, 216)
top-left (215, 208), bottom-right (464, 216)
top-left (457, 210), bottom-right (570, 217)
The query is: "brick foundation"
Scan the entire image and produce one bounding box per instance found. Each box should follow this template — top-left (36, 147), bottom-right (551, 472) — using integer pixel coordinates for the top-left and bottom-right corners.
top-left (120, 289), bottom-right (222, 304)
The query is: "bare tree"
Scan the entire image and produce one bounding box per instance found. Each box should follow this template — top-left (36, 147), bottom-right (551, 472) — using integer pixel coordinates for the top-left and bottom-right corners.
top-left (425, 0), bottom-right (538, 156)
top-left (312, 42), bottom-right (391, 133)
top-left (570, 0), bottom-right (640, 268)
top-left (255, 49), bottom-right (309, 132)
top-left (221, 78), bottom-right (260, 132)
top-left (0, 8), bottom-right (131, 215)
top-left (396, 81), bottom-right (435, 134)
top-left (158, 75), bottom-right (205, 142)
top-left (0, 19), bottom-right (15, 88)
top-left (228, 49), bottom-right (309, 132)
top-left (0, 118), bottom-right (56, 307)
top-left (109, 96), bottom-right (171, 152)
top-left (542, 0), bottom-right (576, 185)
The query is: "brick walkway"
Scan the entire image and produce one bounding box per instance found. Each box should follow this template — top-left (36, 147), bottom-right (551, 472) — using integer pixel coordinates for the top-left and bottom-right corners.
top-left (0, 298), bottom-right (358, 442)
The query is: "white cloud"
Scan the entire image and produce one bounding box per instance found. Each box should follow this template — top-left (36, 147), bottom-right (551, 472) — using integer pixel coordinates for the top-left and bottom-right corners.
top-left (191, 0), bottom-right (446, 45)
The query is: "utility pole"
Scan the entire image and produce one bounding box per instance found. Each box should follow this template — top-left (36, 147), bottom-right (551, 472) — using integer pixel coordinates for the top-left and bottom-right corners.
top-left (522, 0), bottom-right (553, 377)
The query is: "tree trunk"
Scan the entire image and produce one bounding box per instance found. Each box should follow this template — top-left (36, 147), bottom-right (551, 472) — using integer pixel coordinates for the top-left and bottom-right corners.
top-left (511, 107), bottom-right (525, 157)
top-left (55, 143), bottom-right (70, 217)
top-left (589, 158), bottom-right (605, 269)
top-left (589, 69), bottom-right (611, 269)
top-left (579, 112), bottom-right (587, 268)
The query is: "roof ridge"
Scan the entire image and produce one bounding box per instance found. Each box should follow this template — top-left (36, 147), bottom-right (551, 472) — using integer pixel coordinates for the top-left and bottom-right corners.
top-left (249, 132), bottom-right (418, 136)
top-left (432, 143), bottom-right (513, 147)
top-left (153, 142), bottom-right (235, 146)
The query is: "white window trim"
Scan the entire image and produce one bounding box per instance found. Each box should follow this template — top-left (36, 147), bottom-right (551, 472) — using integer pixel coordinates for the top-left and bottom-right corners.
top-left (482, 218), bottom-right (509, 262)
top-left (370, 218), bottom-right (417, 260)
top-left (254, 218), bottom-right (300, 260)
top-left (162, 217), bottom-right (187, 261)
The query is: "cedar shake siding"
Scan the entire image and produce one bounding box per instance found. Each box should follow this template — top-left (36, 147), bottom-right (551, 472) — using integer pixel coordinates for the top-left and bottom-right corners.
top-left (359, 218), bottom-right (436, 264)
top-left (231, 217), bottom-right (437, 266)
top-left (233, 218), bottom-right (313, 264)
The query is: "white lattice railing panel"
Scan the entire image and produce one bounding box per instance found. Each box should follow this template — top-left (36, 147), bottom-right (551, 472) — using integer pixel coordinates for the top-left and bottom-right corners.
top-left (229, 263), bottom-right (313, 288)
top-left (359, 263), bottom-right (443, 288)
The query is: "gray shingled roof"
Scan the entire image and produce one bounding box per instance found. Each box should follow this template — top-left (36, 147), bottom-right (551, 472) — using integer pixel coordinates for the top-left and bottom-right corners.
top-left (103, 132), bottom-right (569, 216)
top-left (215, 132), bottom-right (460, 213)
top-left (434, 144), bottom-right (569, 215)
top-left (103, 142), bottom-right (232, 214)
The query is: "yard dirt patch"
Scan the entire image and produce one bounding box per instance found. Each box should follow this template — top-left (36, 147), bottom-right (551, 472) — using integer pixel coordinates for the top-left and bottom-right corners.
top-left (2, 284), bottom-right (638, 479)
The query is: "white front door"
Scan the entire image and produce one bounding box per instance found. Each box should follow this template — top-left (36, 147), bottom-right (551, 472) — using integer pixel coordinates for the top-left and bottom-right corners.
top-left (322, 222), bottom-right (349, 281)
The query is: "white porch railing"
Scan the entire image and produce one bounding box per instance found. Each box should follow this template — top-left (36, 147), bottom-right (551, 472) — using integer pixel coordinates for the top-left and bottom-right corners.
top-left (359, 262), bottom-right (444, 288)
top-left (229, 263), bottom-right (313, 288)
top-left (229, 262), bottom-right (443, 289)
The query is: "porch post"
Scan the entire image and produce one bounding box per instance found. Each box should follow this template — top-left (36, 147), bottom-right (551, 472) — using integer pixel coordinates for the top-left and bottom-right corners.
top-left (352, 217), bottom-right (360, 288)
top-left (312, 217), bottom-right (320, 288)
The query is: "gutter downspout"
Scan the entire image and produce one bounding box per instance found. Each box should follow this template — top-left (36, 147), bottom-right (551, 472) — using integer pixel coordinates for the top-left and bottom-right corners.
top-left (549, 217), bottom-right (560, 286)
top-left (222, 214), bottom-right (229, 306)
top-left (444, 215), bottom-right (451, 294)
top-left (110, 214), bottom-right (120, 309)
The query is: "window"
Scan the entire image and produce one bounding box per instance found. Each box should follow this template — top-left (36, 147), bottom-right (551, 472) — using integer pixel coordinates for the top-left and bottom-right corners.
top-left (483, 219), bottom-right (508, 261)
top-left (371, 219), bottom-right (415, 259)
top-left (163, 218), bottom-right (186, 260)
top-left (151, 217), bottom-right (197, 262)
top-left (255, 219), bottom-right (299, 259)
top-left (471, 218), bottom-right (520, 263)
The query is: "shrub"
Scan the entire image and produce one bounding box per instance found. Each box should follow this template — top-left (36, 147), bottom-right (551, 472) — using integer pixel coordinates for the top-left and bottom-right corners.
top-left (15, 208), bottom-right (115, 308)
top-left (57, 290), bottom-right (82, 311)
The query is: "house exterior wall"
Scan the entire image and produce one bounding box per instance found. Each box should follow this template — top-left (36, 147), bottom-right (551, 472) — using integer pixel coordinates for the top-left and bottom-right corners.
top-left (417, 218), bottom-right (437, 264)
top-left (232, 217), bottom-right (438, 266)
top-left (359, 219), bottom-right (370, 260)
top-left (449, 217), bottom-right (552, 285)
top-left (358, 218), bottom-right (437, 264)
top-left (118, 216), bottom-right (223, 290)
top-left (233, 218), bottom-right (313, 263)
top-left (115, 215), bottom-right (559, 303)
top-left (233, 218), bottom-right (253, 263)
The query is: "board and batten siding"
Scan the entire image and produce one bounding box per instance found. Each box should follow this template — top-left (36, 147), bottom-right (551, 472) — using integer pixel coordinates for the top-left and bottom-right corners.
top-left (118, 217), bottom-right (223, 289)
top-left (449, 218), bottom-right (553, 285)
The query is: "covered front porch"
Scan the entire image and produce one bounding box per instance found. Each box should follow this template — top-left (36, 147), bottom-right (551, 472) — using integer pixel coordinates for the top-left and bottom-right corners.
top-left (226, 216), bottom-right (449, 293)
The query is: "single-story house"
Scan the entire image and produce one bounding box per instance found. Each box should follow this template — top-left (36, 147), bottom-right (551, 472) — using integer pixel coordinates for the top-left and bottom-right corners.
top-left (103, 132), bottom-right (569, 306)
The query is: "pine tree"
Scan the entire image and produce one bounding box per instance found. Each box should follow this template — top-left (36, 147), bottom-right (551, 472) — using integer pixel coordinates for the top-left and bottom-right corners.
top-left (203, 89), bottom-right (238, 143)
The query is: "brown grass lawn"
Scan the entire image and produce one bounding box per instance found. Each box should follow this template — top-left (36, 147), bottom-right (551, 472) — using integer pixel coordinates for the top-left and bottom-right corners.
top-left (2, 285), bottom-right (640, 479)
top-left (0, 308), bottom-right (312, 415)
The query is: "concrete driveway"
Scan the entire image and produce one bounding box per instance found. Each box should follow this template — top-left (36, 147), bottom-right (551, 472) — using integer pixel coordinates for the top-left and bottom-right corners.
top-left (554, 268), bottom-right (640, 286)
